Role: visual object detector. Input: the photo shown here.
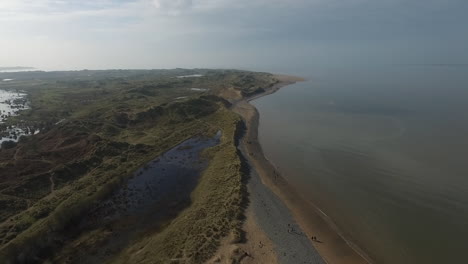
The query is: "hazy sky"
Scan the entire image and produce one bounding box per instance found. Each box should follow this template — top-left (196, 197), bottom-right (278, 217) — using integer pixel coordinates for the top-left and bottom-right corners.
top-left (1, 0), bottom-right (467, 71)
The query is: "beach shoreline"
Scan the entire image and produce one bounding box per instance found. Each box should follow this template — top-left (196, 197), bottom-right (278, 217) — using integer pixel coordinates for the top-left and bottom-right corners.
top-left (232, 74), bottom-right (373, 264)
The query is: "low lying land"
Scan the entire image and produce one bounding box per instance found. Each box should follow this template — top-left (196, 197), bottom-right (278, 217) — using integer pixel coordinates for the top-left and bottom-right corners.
top-left (0, 69), bottom-right (277, 263)
top-left (0, 69), bottom-right (369, 264)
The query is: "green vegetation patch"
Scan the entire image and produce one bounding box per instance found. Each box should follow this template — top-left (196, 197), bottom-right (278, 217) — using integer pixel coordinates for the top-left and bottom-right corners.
top-left (113, 108), bottom-right (246, 264)
top-left (0, 69), bottom-right (277, 263)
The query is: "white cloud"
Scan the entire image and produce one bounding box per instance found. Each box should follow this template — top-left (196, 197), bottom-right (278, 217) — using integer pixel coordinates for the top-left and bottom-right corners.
top-left (0, 0), bottom-right (328, 21)
top-left (0, 0), bottom-right (464, 70)
top-left (152, 0), bottom-right (192, 14)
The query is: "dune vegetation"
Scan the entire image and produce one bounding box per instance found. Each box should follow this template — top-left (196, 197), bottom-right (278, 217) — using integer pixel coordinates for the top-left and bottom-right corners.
top-left (0, 69), bottom-right (278, 263)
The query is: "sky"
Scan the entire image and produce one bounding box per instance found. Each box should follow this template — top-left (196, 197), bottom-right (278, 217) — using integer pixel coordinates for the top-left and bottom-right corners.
top-left (0, 0), bottom-right (467, 71)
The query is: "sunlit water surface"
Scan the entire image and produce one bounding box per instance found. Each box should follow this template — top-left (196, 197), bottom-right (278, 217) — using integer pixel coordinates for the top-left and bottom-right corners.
top-left (253, 65), bottom-right (468, 264)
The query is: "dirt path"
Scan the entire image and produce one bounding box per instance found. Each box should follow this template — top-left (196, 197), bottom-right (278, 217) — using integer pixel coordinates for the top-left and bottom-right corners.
top-left (49, 174), bottom-right (55, 192)
top-left (13, 147), bottom-right (20, 162)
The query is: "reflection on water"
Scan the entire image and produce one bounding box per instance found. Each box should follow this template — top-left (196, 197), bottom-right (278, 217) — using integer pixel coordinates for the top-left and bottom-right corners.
top-left (63, 133), bottom-right (222, 262)
top-left (0, 89), bottom-right (30, 144)
top-left (253, 65), bottom-right (468, 264)
top-left (85, 132), bottom-right (221, 226)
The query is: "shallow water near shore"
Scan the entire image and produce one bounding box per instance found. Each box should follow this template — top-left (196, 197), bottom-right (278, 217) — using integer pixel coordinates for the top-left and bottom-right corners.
top-left (253, 65), bottom-right (468, 264)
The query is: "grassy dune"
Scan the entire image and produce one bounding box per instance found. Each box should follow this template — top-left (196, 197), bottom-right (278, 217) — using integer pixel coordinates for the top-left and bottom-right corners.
top-left (0, 69), bottom-right (277, 263)
top-left (112, 109), bottom-right (246, 264)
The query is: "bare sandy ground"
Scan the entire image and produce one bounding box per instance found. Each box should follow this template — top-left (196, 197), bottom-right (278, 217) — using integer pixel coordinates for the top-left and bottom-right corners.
top-left (207, 206), bottom-right (277, 264)
top-left (224, 75), bottom-right (372, 264)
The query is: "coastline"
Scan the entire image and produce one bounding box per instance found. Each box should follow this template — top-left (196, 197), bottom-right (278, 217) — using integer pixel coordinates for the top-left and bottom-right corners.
top-left (232, 75), bottom-right (372, 264)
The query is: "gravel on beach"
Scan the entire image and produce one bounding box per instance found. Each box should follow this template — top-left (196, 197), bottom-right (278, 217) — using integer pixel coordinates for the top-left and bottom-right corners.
top-left (241, 144), bottom-right (326, 264)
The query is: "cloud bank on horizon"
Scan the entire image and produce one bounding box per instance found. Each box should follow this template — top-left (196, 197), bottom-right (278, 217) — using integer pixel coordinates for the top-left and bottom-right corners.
top-left (0, 0), bottom-right (467, 71)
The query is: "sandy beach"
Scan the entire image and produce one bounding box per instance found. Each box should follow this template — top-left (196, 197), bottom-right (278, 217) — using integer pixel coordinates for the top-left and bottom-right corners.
top-left (226, 75), bottom-right (372, 264)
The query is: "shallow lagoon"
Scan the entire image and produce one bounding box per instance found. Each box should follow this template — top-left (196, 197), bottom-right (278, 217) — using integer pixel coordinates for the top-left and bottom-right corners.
top-left (85, 131), bottom-right (221, 225)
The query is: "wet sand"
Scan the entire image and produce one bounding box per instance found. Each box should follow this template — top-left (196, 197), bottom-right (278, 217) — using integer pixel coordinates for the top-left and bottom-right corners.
top-left (232, 75), bottom-right (371, 264)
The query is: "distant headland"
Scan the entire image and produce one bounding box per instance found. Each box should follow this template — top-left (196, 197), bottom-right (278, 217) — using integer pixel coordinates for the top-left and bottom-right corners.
top-left (0, 66), bottom-right (36, 72)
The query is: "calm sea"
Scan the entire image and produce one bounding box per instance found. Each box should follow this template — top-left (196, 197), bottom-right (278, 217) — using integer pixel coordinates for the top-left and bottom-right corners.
top-left (253, 65), bottom-right (468, 264)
